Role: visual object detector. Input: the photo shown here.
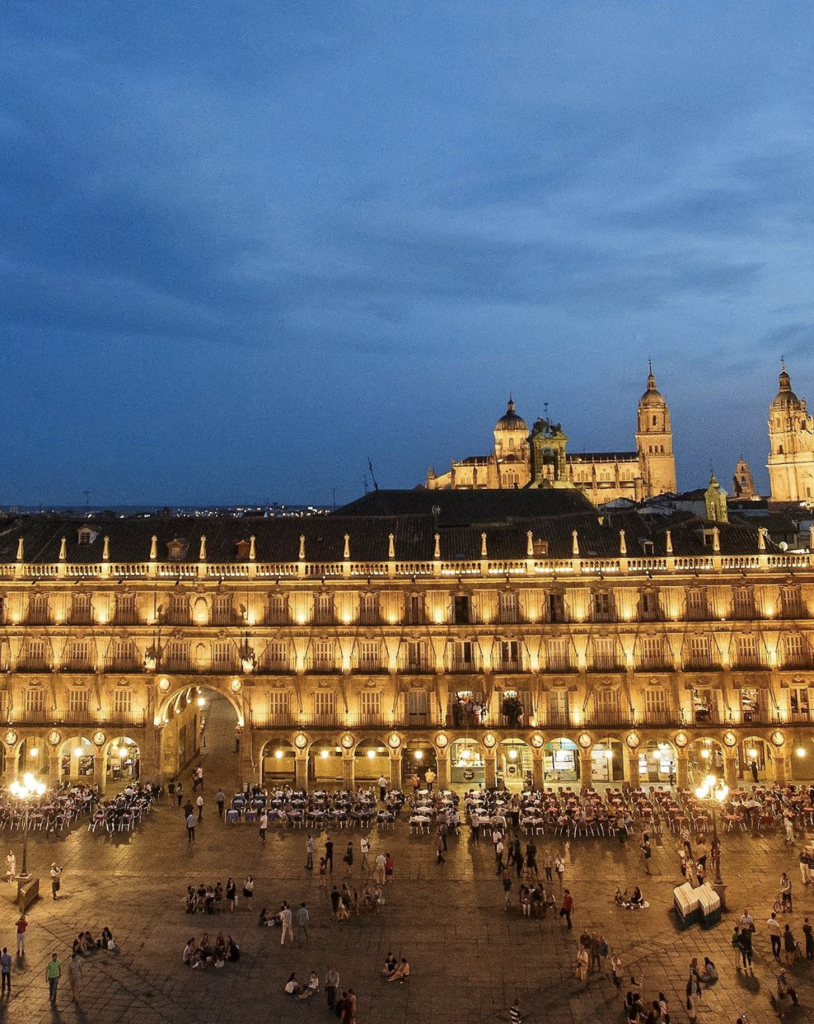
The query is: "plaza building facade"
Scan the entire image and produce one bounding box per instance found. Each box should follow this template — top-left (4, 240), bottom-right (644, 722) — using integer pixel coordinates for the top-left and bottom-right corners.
top-left (426, 367), bottom-right (677, 504)
top-left (0, 491), bottom-right (813, 795)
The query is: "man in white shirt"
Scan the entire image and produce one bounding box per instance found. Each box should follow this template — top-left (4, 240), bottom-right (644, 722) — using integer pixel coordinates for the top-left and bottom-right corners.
top-left (374, 853), bottom-right (386, 885)
top-left (739, 908), bottom-right (754, 931)
top-left (280, 904), bottom-right (294, 946)
top-left (767, 912), bottom-right (782, 960)
top-left (360, 836), bottom-right (371, 873)
top-left (377, 775), bottom-right (388, 802)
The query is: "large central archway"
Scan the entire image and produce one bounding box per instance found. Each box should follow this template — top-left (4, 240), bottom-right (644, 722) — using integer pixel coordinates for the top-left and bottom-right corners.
top-left (158, 684), bottom-right (241, 789)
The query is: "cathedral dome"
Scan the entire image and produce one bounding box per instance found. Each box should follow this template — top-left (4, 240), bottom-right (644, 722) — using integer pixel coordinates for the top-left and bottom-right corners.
top-left (640, 369), bottom-right (666, 407)
top-left (495, 398), bottom-right (527, 433)
top-left (774, 365), bottom-right (800, 407)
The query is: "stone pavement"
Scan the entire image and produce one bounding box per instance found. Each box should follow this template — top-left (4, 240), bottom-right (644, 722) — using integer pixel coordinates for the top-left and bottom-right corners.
top-left (0, 700), bottom-right (813, 1024)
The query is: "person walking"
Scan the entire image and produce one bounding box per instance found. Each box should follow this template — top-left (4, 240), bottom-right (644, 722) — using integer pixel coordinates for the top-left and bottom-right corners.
top-left (640, 834), bottom-right (653, 875)
top-left (803, 917), bottom-right (814, 960)
top-left (0, 947), bottom-right (11, 995)
top-left (554, 854), bottom-right (565, 887)
top-left (378, 774), bottom-right (388, 802)
top-left (767, 912), bottom-right (782, 960)
top-left (196, 793), bottom-right (204, 822)
top-left (360, 836), bottom-right (370, 873)
top-left (435, 831), bottom-right (445, 865)
top-left (610, 952), bottom-right (623, 991)
top-left (343, 841), bottom-right (354, 875)
top-left (280, 903), bottom-right (294, 946)
top-left (176, 782), bottom-right (184, 808)
top-left (305, 834), bottom-right (315, 870)
top-left (297, 902), bottom-right (310, 942)
top-left (259, 811), bottom-right (268, 844)
top-left (318, 857), bottom-right (327, 888)
top-left (425, 768), bottom-right (436, 793)
top-left (216, 789), bottom-right (225, 818)
top-left (186, 812), bottom-right (196, 842)
top-left (325, 838), bottom-right (334, 874)
top-left (15, 915), bottom-right (27, 956)
top-left (325, 965), bottom-right (340, 1012)
top-left (495, 836), bottom-right (505, 874)
top-left (736, 926), bottom-right (753, 973)
top-left (777, 968), bottom-right (800, 1006)
top-left (67, 953), bottom-right (82, 1002)
top-left (559, 889), bottom-right (574, 930)
top-left (50, 864), bottom-right (62, 900)
top-left (226, 877), bottom-right (237, 912)
top-left (783, 923), bottom-right (798, 966)
top-left (46, 952), bottom-right (61, 1004)
top-left (575, 944), bottom-right (589, 989)
top-left (242, 875), bottom-right (254, 910)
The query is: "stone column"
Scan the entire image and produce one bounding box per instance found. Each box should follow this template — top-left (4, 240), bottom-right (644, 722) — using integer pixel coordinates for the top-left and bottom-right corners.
top-left (676, 751), bottom-right (689, 790)
top-left (723, 751), bottom-right (738, 790)
top-left (531, 753), bottom-right (544, 791)
top-left (579, 753), bottom-right (592, 790)
top-left (239, 723), bottom-right (255, 788)
top-left (342, 753), bottom-right (355, 790)
top-left (93, 752), bottom-right (106, 794)
top-left (295, 753), bottom-right (308, 791)
top-left (49, 751), bottom-right (61, 790)
top-left (626, 754), bottom-right (640, 789)
top-left (484, 754), bottom-right (496, 789)
top-left (3, 746), bottom-right (20, 786)
top-left (774, 753), bottom-right (789, 786)
top-left (140, 724), bottom-right (161, 784)
top-left (435, 751), bottom-right (449, 790)
top-left (389, 752), bottom-right (403, 790)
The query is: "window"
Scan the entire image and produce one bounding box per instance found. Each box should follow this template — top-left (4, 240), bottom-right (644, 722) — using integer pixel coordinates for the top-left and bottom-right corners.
top-left (687, 636), bottom-right (712, 668)
top-left (359, 594), bottom-right (379, 625)
top-left (782, 635), bottom-right (809, 668)
top-left (23, 640), bottom-right (48, 669)
top-left (498, 591), bottom-right (519, 623)
top-left (25, 688), bottom-right (45, 713)
top-left (268, 594), bottom-right (288, 625)
top-left (453, 596), bottom-right (471, 625)
top-left (638, 591), bottom-right (658, 621)
top-left (451, 641), bottom-right (475, 671)
top-left (546, 638), bottom-right (571, 671)
top-left (211, 641), bottom-right (234, 671)
top-left (548, 594), bottom-right (566, 623)
top-left (311, 641), bottom-right (334, 671)
top-left (29, 594), bottom-right (50, 625)
top-left (686, 591), bottom-right (707, 620)
top-left (548, 690), bottom-right (570, 725)
top-left (733, 589), bottom-right (754, 619)
top-left (405, 595), bottom-right (425, 625)
top-left (68, 689), bottom-right (89, 713)
top-left (268, 691), bottom-right (290, 718)
top-left (790, 688), bottom-right (810, 719)
top-left (781, 588), bottom-right (803, 618)
top-left (313, 691), bottom-right (336, 719)
top-left (357, 641), bottom-right (381, 672)
top-left (402, 641), bottom-right (431, 672)
top-left (593, 592), bottom-right (613, 621)
top-left (359, 691), bottom-right (381, 718)
top-left (113, 689), bottom-right (132, 716)
top-left (115, 594), bottom-right (137, 624)
top-left (211, 595), bottom-right (234, 626)
top-left (497, 640), bottom-right (521, 671)
top-left (736, 636), bottom-right (761, 669)
top-left (314, 594), bottom-right (334, 625)
top-left (639, 637), bottom-right (664, 669)
top-left (168, 594), bottom-right (189, 625)
top-left (644, 689), bottom-right (669, 722)
top-left (263, 642), bottom-right (289, 672)
top-left (693, 687), bottom-right (717, 722)
top-left (111, 639), bottom-right (138, 671)
top-left (406, 690), bottom-right (429, 722)
top-left (593, 638), bottom-right (617, 670)
top-left (67, 640), bottom-right (92, 670)
top-left (593, 688), bottom-right (621, 722)
top-left (165, 640), bottom-right (189, 671)
top-left (740, 687), bottom-right (761, 723)
top-left (71, 594), bottom-right (93, 624)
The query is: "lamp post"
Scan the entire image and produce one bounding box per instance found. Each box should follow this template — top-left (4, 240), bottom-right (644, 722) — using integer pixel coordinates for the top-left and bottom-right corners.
top-left (9, 772), bottom-right (47, 880)
top-left (694, 773), bottom-right (728, 887)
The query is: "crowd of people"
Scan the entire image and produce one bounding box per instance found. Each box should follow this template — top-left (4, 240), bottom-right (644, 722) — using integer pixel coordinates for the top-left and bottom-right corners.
top-left (182, 932), bottom-right (240, 969)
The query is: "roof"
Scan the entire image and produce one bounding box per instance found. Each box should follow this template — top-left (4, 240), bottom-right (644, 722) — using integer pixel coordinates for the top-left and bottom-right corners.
top-left (336, 488), bottom-right (594, 524)
top-left (566, 452), bottom-right (638, 464)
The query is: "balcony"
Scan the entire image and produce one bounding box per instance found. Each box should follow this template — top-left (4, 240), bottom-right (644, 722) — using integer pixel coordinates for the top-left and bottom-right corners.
top-left (163, 656), bottom-right (191, 673)
top-left (61, 661), bottom-right (96, 674)
top-left (449, 659), bottom-right (478, 673)
top-left (399, 658), bottom-right (433, 674)
top-left (543, 711), bottom-right (573, 729)
top-left (104, 657), bottom-right (142, 673)
top-left (55, 709), bottom-right (93, 725)
top-left (306, 660), bottom-right (340, 674)
top-left (251, 711), bottom-right (295, 728)
top-left (642, 709), bottom-right (676, 726)
top-left (683, 657), bottom-right (717, 671)
top-left (589, 709), bottom-right (634, 728)
top-left (17, 660), bottom-right (52, 673)
top-left (354, 660), bottom-right (383, 674)
top-left (106, 709), bottom-right (146, 727)
top-left (493, 659), bottom-right (524, 673)
top-left (590, 657), bottom-right (621, 673)
top-left (255, 660), bottom-right (292, 675)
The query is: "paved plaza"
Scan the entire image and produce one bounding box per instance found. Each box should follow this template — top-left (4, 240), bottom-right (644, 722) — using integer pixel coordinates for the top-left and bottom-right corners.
top-left (0, 701), bottom-right (813, 1024)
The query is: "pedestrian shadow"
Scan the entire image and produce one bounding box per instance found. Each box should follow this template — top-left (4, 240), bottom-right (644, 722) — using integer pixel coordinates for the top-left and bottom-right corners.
top-left (734, 968), bottom-right (760, 994)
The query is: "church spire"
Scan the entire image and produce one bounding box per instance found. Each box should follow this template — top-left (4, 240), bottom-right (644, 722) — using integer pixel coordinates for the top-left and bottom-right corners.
top-left (779, 358), bottom-right (791, 392)
top-left (646, 361), bottom-right (657, 391)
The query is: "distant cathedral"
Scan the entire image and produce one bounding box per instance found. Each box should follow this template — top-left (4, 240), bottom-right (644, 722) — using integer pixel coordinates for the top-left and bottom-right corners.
top-left (427, 367), bottom-right (678, 506)
top-left (767, 362), bottom-right (814, 503)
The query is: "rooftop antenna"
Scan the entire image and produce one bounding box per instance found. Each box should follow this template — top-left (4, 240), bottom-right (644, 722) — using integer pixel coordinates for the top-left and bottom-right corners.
top-left (367, 457), bottom-right (379, 492)
top-left (543, 402), bottom-right (549, 421)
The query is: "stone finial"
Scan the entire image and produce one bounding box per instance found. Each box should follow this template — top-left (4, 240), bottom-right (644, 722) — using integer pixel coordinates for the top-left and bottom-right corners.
top-left (298, 535), bottom-right (306, 560)
top-left (343, 534), bottom-right (350, 560)
top-left (809, 525), bottom-right (814, 553)
top-left (571, 530), bottom-right (579, 556)
top-left (434, 533), bottom-right (441, 559)
top-left (481, 532), bottom-right (488, 558)
top-left (59, 537), bottom-right (67, 561)
top-left (526, 531), bottom-right (534, 557)
top-left (199, 535), bottom-right (207, 561)
top-left (712, 526), bottom-right (721, 553)
top-left (15, 538), bottom-right (23, 562)
top-left (757, 527), bottom-right (767, 552)
top-left (388, 533), bottom-right (395, 559)
top-left (102, 536), bottom-right (110, 561)
top-left (249, 535), bottom-right (256, 561)
top-left (149, 535), bottom-right (157, 560)
top-left (619, 529), bottom-right (627, 555)
top-left (665, 529), bottom-right (673, 554)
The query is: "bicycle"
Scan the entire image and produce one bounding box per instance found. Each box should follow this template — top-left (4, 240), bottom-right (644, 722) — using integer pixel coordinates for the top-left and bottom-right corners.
top-left (772, 892), bottom-right (792, 915)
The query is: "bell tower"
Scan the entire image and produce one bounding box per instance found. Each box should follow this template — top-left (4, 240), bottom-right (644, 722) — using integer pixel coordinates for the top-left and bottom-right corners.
top-left (767, 362), bottom-right (814, 502)
top-left (635, 364), bottom-right (677, 497)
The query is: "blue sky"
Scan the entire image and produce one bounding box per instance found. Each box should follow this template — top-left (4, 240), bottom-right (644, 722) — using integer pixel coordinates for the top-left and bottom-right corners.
top-left (3, 1), bottom-right (814, 505)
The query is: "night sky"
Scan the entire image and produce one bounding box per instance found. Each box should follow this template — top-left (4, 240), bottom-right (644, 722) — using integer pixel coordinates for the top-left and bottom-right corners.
top-left (4, 2), bottom-right (814, 506)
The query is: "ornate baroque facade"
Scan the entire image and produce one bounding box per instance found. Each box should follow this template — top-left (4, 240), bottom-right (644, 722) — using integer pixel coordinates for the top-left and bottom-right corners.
top-left (768, 363), bottom-right (814, 503)
top-left (0, 496), bottom-right (812, 793)
top-left (426, 367), bottom-right (677, 505)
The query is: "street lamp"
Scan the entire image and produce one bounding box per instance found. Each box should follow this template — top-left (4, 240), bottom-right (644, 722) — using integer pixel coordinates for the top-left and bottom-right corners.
top-left (9, 772), bottom-right (47, 880)
top-left (694, 773), bottom-right (728, 886)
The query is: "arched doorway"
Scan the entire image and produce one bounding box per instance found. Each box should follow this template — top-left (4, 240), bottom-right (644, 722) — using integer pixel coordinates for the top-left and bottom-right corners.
top-left (261, 738), bottom-right (296, 783)
top-left (106, 736), bottom-right (140, 783)
top-left (311, 742), bottom-right (343, 785)
top-left (158, 683), bottom-right (241, 787)
top-left (590, 738), bottom-right (625, 784)
top-left (639, 739), bottom-right (677, 784)
top-left (740, 737), bottom-right (771, 782)
top-left (354, 738), bottom-right (388, 783)
top-left (544, 738), bottom-right (579, 783)
top-left (17, 737), bottom-right (46, 779)
top-left (60, 735), bottom-right (95, 781)
top-left (450, 737), bottom-right (483, 785)
top-left (402, 740), bottom-right (437, 781)
top-left (688, 738), bottom-right (724, 785)
top-left (497, 738), bottom-right (530, 790)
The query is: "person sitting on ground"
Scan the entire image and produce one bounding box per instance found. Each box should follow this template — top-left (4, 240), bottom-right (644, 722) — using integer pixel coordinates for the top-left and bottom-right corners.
top-left (628, 886), bottom-right (645, 907)
top-left (298, 971), bottom-right (320, 1000)
top-left (381, 953), bottom-right (398, 978)
top-left (284, 972), bottom-right (302, 995)
top-left (385, 958), bottom-right (410, 983)
top-left (99, 927), bottom-right (115, 950)
top-left (183, 938), bottom-right (196, 965)
top-left (259, 907), bottom-right (281, 927)
top-left (82, 931), bottom-right (94, 953)
top-left (226, 936), bottom-right (240, 961)
top-left (614, 888), bottom-right (626, 906)
top-left (701, 957), bottom-right (718, 984)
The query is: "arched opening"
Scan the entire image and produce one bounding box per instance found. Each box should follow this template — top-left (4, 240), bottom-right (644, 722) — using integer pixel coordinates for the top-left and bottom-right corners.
top-left (638, 739), bottom-right (677, 784)
top-left (18, 737), bottom-right (48, 781)
top-left (402, 739), bottom-right (437, 781)
top-left (450, 737), bottom-right (482, 785)
top-left (497, 738), bottom-right (530, 790)
top-left (60, 735), bottom-right (95, 781)
top-left (354, 738), bottom-right (388, 782)
top-left (158, 683), bottom-right (241, 786)
top-left (311, 742), bottom-right (343, 785)
top-left (261, 738), bottom-right (296, 782)
top-left (688, 738), bottom-right (724, 785)
top-left (106, 736), bottom-right (140, 782)
top-left (739, 736), bottom-right (771, 782)
top-left (590, 737), bottom-right (625, 784)
top-left (544, 738), bottom-right (579, 782)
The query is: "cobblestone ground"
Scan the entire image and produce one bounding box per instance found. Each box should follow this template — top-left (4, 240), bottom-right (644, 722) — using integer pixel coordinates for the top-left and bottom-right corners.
top-left (2, 699), bottom-right (814, 1024)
